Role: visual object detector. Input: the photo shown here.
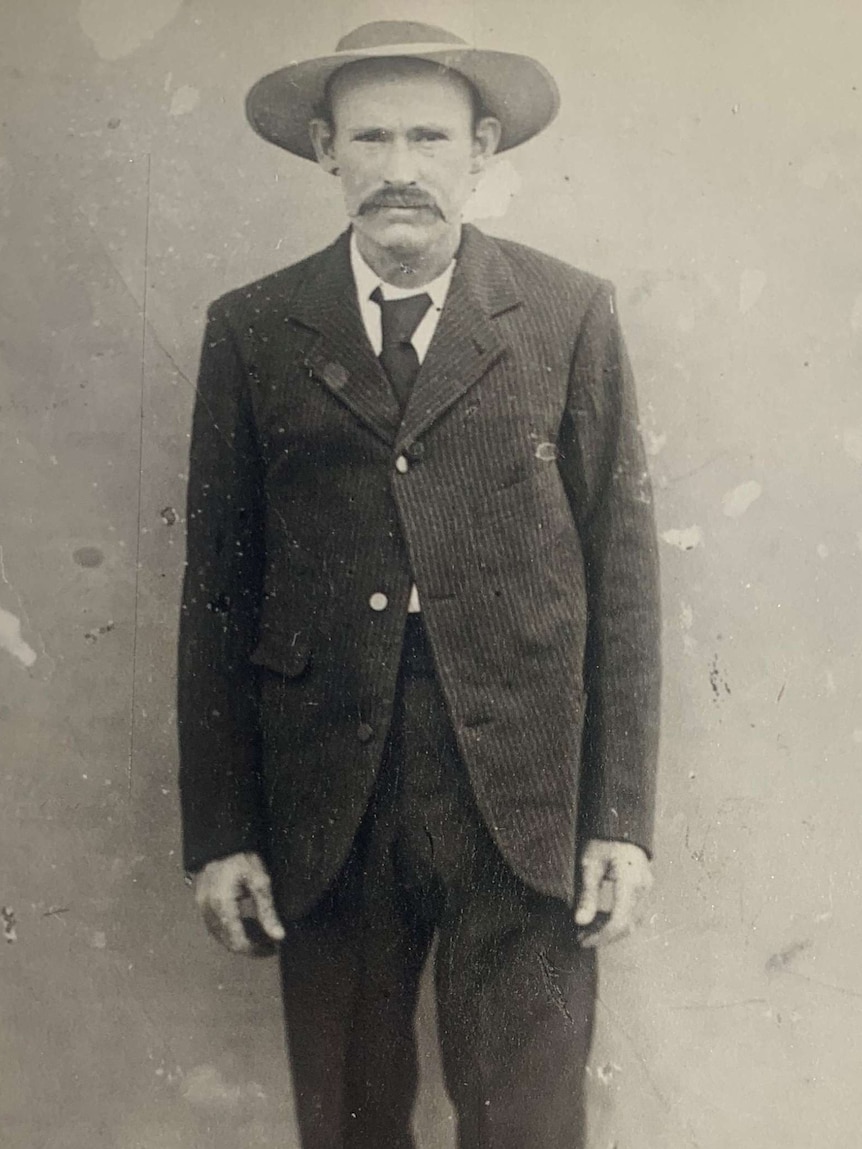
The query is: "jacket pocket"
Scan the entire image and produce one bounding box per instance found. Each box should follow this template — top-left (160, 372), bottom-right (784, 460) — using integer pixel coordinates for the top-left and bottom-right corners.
top-left (249, 634), bottom-right (314, 675)
top-left (249, 617), bottom-right (313, 677)
top-left (250, 570), bottom-right (319, 677)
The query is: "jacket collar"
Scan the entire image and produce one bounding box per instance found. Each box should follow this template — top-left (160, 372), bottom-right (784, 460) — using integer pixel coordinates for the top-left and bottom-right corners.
top-left (286, 224), bottom-right (522, 447)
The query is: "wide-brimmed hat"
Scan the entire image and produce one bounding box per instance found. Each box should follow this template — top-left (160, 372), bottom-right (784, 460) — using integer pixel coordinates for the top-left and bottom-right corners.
top-left (245, 20), bottom-right (560, 161)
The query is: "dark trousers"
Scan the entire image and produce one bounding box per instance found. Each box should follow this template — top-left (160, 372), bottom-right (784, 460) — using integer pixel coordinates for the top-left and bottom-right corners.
top-left (279, 616), bottom-right (597, 1149)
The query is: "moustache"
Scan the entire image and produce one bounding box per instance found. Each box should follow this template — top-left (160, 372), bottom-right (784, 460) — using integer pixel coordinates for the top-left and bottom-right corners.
top-left (358, 189), bottom-right (443, 217)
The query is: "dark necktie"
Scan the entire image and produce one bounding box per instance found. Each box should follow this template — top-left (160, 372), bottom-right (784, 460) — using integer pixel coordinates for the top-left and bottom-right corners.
top-left (370, 287), bottom-right (433, 410)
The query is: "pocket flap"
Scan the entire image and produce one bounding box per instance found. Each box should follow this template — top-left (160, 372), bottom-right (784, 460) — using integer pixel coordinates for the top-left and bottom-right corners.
top-left (249, 634), bottom-right (312, 677)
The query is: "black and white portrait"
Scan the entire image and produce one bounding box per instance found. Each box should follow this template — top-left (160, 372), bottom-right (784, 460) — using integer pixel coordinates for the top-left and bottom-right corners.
top-left (1, 4), bottom-right (859, 1148)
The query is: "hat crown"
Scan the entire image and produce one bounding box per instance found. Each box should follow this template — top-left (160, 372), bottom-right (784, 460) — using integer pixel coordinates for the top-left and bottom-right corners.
top-left (336, 21), bottom-right (467, 53)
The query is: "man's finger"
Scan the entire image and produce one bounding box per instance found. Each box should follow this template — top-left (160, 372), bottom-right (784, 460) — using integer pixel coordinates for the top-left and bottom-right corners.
top-left (248, 875), bottom-right (286, 943)
top-left (580, 918), bottom-right (630, 948)
top-left (574, 855), bottom-right (605, 926)
top-left (581, 872), bottom-right (641, 948)
top-left (204, 895), bottom-right (253, 954)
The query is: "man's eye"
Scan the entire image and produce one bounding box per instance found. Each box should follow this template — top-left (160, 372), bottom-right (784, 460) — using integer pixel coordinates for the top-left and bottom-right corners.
top-left (353, 131), bottom-right (388, 144)
top-left (415, 131), bottom-right (447, 143)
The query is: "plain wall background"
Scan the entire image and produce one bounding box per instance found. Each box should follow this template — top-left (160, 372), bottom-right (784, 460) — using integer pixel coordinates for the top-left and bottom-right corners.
top-left (2, 2), bottom-right (861, 1146)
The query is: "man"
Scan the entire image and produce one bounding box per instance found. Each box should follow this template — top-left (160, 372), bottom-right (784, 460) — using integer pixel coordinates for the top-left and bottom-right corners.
top-left (178, 19), bottom-right (661, 1149)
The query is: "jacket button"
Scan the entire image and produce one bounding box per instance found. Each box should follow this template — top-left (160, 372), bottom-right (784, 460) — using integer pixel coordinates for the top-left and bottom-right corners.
top-left (406, 441), bottom-right (425, 462)
top-left (395, 454), bottom-right (409, 474)
top-left (357, 723), bottom-right (374, 743)
top-left (369, 592), bottom-right (388, 611)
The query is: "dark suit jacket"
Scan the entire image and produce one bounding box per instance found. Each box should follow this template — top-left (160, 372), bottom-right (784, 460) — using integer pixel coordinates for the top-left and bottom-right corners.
top-left (178, 224), bottom-right (661, 920)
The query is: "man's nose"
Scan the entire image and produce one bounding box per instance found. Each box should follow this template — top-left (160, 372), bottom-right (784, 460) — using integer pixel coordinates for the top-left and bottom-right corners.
top-left (381, 139), bottom-right (419, 185)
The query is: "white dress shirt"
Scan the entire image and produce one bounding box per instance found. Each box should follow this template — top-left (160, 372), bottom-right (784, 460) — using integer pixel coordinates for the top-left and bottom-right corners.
top-left (350, 231), bottom-right (456, 360)
top-left (349, 232), bottom-right (456, 613)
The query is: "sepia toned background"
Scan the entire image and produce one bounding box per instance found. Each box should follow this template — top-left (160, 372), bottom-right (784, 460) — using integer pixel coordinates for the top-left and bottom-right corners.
top-left (2, 1), bottom-right (861, 1146)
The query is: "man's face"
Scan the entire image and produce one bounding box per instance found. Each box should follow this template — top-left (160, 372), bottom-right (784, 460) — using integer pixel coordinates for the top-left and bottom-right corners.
top-left (310, 60), bottom-right (500, 261)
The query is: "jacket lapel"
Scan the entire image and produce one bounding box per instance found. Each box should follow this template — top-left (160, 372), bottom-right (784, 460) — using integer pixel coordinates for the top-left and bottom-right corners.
top-left (398, 225), bottom-right (522, 447)
top-left (285, 226), bottom-right (522, 449)
top-left (287, 232), bottom-right (402, 445)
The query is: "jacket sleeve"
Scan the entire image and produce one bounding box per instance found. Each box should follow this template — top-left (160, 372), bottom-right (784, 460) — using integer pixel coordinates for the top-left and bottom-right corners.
top-left (559, 281), bottom-right (662, 856)
top-left (177, 300), bottom-right (267, 873)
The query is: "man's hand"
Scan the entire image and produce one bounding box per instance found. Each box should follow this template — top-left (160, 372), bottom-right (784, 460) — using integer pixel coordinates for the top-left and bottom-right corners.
top-left (194, 851), bottom-right (286, 956)
top-left (575, 839), bottom-right (653, 948)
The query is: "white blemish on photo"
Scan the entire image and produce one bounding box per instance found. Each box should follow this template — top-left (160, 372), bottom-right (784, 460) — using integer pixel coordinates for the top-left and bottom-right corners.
top-left (660, 526), bottom-right (704, 551)
top-left (181, 1064), bottom-right (266, 1109)
top-left (0, 607), bottom-right (37, 667)
top-left (78, 0), bottom-right (183, 61)
top-left (463, 158), bottom-right (522, 222)
top-left (534, 441), bottom-right (558, 462)
top-left (170, 86), bottom-right (200, 117)
top-left (680, 602), bottom-right (696, 652)
top-left (722, 480), bottom-right (762, 518)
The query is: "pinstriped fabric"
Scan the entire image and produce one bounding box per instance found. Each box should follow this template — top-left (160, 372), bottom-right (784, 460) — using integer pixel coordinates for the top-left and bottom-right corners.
top-left (178, 225), bottom-right (661, 918)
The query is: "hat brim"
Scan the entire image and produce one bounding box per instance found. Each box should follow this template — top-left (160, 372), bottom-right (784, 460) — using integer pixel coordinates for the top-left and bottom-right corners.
top-left (245, 44), bottom-right (560, 160)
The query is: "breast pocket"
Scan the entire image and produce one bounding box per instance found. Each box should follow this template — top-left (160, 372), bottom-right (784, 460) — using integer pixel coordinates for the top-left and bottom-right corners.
top-left (475, 461), bottom-right (560, 531)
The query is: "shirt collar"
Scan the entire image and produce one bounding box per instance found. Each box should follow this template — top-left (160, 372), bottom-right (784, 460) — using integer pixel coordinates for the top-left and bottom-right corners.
top-left (350, 230), bottom-right (456, 311)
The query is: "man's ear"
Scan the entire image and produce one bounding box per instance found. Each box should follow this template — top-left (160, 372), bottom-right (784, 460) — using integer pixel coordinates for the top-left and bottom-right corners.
top-left (471, 116), bottom-right (502, 174)
top-left (309, 119), bottom-right (339, 174)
